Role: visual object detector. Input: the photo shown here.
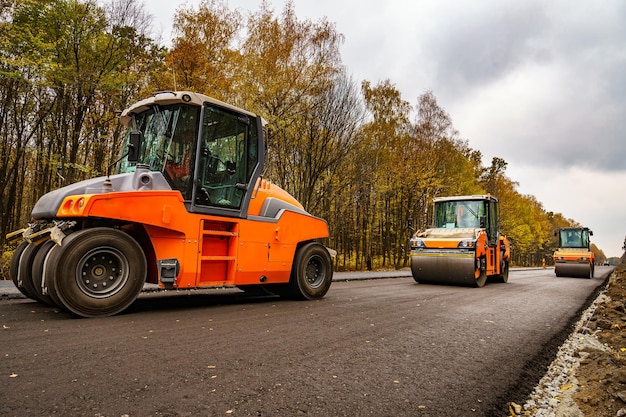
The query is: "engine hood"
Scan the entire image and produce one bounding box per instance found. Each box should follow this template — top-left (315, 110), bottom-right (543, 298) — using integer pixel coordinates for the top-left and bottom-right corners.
top-left (31, 166), bottom-right (172, 219)
top-left (419, 227), bottom-right (482, 239)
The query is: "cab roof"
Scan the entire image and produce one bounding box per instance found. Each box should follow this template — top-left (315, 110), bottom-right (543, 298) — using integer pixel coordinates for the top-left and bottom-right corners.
top-left (119, 91), bottom-right (260, 126)
top-left (433, 194), bottom-right (499, 203)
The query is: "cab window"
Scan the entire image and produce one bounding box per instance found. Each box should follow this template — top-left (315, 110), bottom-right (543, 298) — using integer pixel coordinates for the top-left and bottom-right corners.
top-left (195, 105), bottom-right (252, 209)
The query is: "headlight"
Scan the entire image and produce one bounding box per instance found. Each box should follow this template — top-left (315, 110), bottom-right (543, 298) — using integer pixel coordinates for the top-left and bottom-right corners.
top-left (457, 239), bottom-right (475, 248)
top-left (410, 238), bottom-right (426, 249)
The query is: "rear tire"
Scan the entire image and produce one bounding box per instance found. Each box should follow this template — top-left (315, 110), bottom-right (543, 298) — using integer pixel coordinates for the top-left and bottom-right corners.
top-left (47, 228), bottom-right (147, 318)
top-left (9, 241), bottom-right (33, 299)
top-left (30, 240), bottom-right (57, 306)
top-left (501, 260), bottom-right (510, 283)
top-left (492, 256), bottom-right (509, 283)
top-left (11, 242), bottom-right (44, 301)
top-left (42, 243), bottom-right (68, 310)
top-left (287, 242), bottom-right (333, 300)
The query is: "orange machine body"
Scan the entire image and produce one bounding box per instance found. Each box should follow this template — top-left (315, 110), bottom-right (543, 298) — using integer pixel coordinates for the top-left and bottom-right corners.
top-left (54, 180), bottom-right (328, 289)
top-left (7, 91), bottom-right (334, 317)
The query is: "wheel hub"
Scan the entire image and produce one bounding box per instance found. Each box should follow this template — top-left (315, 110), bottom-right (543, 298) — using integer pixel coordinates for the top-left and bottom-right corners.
top-left (76, 248), bottom-right (129, 298)
top-left (305, 256), bottom-right (325, 289)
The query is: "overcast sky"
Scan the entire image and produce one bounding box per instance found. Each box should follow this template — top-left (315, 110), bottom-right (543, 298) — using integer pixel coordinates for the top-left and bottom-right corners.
top-left (145, 0), bottom-right (626, 257)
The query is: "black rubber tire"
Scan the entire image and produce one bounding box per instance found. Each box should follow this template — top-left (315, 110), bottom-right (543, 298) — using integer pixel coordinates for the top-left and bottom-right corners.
top-left (46, 228), bottom-right (147, 318)
top-left (492, 256), bottom-right (509, 283)
top-left (8, 241), bottom-right (33, 299)
top-left (501, 260), bottom-right (510, 283)
top-left (18, 242), bottom-right (53, 303)
top-left (474, 257), bottom-right (487, 288)
top-left (287, 242), bottom-right (333, 300)
top-left (41, 243), bottom-right (66, 310)
top-left (30, 240), bottom-right (58, 306)
top-left (12, 242), bottom-right (45, 301)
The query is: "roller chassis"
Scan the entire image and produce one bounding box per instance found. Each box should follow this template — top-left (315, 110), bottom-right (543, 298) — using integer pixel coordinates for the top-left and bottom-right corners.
top-left (7, 91), bottom-right (334, 318)
top-left (410, 230), bottom-right (510, 287)
top-left (553, 227), bottom-right (594, 279)
top-left (9, 215), bottom-right (334, 318)
top-left (409, 195), bottom-right (510, 287)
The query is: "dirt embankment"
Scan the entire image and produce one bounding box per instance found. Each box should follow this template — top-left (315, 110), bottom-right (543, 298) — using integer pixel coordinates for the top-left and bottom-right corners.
top-left (573, 266), bottom-right (626, 416)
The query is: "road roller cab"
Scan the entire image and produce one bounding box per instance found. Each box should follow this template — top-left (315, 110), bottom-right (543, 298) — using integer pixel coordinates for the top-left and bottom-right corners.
top-left (409, 195), bottom-right (511, 287)
top-left (7, 91), bottom-right (334, 317)
top-left (553, 227), bottom-right (594, 278)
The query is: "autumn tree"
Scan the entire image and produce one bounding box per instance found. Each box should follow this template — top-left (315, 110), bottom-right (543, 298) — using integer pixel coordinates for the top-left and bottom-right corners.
top-left (479, 158), bottom-right (557, 266)
top-left (0, 0), bottom-right (160, 250)
top-left (354, 79), bottom-right (412, 269)
top-left (237, 1), bottom-right (345, 197)
top-left (481, 156), bottom-right (508, 196)
top-left (1, 0), bottom-right (599, 274)
top-left (0, 0), bottom-right (60, 241)
top-left (162, 0), bottom-right (242, 99)
top-left (286, 72), bottom-right (365, 212)
top-left (410, 92), bottom-right (484, 229)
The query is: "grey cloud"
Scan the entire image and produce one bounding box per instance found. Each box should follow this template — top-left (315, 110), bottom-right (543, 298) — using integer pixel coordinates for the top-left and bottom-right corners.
top-left (428, 2), bottom-right (551, 93)
top-left (428, 1), bottom-right (626, 173)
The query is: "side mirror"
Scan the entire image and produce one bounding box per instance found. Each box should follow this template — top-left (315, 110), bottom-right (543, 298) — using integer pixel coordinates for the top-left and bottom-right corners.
top-left (479, 216), bottom-right (486, 228)
top-left (128, 130), bottom-right (142, 163)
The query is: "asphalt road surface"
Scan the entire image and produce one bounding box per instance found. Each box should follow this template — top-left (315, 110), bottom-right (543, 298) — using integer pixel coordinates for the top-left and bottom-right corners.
top-left (0, 267), bottom-right (609, 417)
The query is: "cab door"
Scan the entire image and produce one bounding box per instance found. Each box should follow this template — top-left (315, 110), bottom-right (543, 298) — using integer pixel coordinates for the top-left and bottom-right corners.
top-left (190, 102), bottom-right (263, 218)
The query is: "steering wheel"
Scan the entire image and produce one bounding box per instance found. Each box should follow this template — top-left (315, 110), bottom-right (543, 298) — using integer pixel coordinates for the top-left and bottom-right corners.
top-left (196, 187), bottom-right (211, 205)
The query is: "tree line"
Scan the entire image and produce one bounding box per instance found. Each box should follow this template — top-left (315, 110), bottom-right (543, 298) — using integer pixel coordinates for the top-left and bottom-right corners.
top-left (0, 0), bottom-right (606, 276)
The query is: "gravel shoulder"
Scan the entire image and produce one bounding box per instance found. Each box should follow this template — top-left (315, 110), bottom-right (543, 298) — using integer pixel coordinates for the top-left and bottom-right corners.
top-left (511, 265), bottom-right (626, 417)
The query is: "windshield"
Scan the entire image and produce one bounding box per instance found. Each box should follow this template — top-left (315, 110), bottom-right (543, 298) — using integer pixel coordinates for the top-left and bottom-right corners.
top-left (434, 199), bottom-right (486, 228)
top-left (118, 104), bottom-right (200, 173)
top-left (117, 103), bottom-right (200, 197)
top-left (559, 229), bottom-right (589, 248)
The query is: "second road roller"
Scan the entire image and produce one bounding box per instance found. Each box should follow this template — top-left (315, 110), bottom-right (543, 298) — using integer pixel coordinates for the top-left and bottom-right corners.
top-left (409, 195), bottom-right (511, 287)
top-left (553, 227), bottom-right (595, 278)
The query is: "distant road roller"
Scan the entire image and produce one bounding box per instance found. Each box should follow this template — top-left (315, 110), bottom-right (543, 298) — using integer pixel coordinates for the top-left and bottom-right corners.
top-left (409, 195), bottom-right (511, 287)
top-left (553, 227), bottom-right (595, 278)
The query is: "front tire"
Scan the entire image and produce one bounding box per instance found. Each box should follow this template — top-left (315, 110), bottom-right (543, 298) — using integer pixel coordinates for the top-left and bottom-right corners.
top-left (47, 228), bottom-right (147, 318)
top-left (287, 242), bottom-right (333, 300)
